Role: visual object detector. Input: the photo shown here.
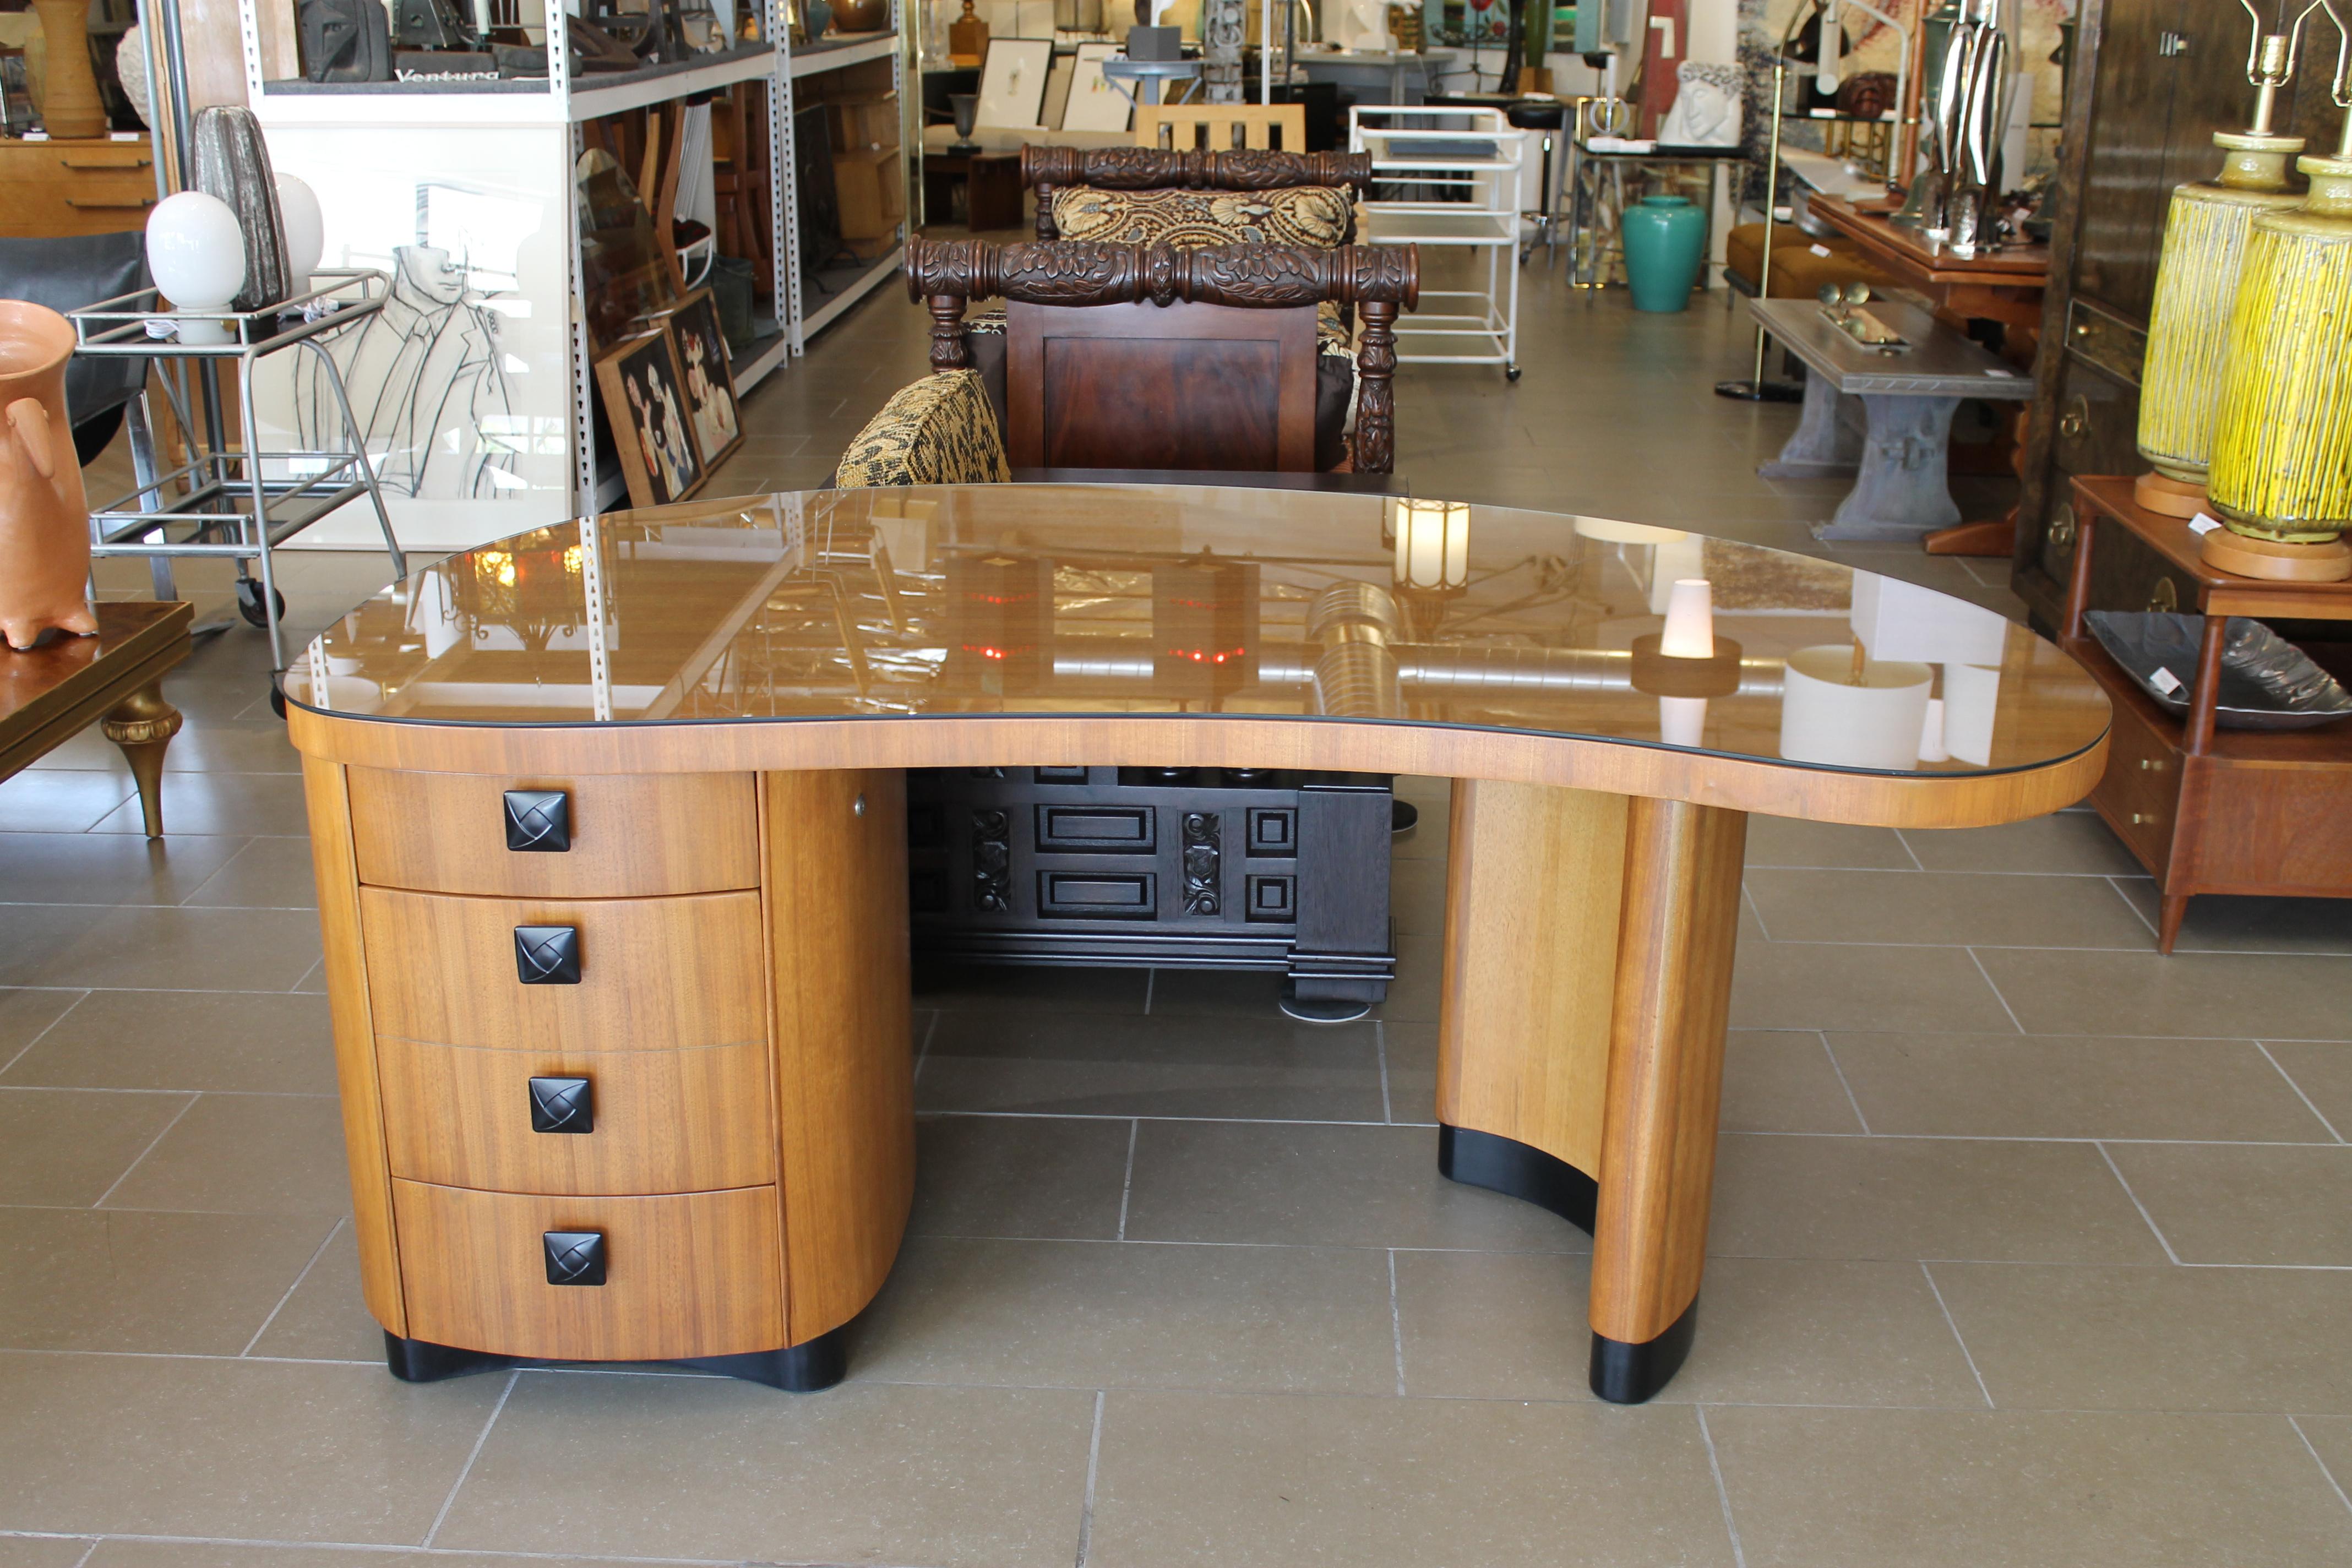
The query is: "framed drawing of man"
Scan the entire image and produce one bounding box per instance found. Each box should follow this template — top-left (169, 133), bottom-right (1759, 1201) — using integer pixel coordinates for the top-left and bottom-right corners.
top-left (666, 290), bottom-right (743, 472)
top-left (595, 330), bottom-right (706, 509)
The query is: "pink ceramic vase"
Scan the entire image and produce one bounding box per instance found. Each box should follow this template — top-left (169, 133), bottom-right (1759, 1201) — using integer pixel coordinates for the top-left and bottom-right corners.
top-left (0, 300), bottom-right (98, 651)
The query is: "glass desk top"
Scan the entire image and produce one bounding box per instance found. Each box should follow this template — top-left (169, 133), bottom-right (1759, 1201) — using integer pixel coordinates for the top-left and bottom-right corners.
top-left (286, 484), bottom-right (2109, 782)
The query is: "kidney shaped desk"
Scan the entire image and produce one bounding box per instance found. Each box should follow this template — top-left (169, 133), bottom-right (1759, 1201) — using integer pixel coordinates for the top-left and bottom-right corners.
top-left (282, 483), bottom-right (2109, 1404)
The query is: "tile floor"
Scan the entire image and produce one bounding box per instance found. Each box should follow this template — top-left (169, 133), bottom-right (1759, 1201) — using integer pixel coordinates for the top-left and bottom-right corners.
top-left (7, 259), bottom-right (2352, 1567)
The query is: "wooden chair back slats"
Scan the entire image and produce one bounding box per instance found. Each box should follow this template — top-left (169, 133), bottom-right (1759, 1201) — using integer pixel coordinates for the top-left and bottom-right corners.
top-left (905, 237), bottom-right (1419, 475)
top-left (1135, 104), bottom-right (1309, 152)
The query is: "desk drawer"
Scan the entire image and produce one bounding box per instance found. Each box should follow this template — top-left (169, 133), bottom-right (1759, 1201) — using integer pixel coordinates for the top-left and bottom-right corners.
top-left (393, 1180), bottom-right (785, 1362)
top-left (349, 768), bottom-right (758, 897)
top-left (2090, 689), bottom-right (2179, 874)
top-left (360, 888), bottom-right (765, 1053)
top-left (377, 1037), bottom-right (775, 1195)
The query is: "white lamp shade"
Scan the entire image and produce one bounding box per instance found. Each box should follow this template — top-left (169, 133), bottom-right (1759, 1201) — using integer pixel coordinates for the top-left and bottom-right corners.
top-left (275, 175), bottom-right (325, 285)
top-left (1941, 662), bottom-right (2002, 766)
top-left (1779, 645), bottom-right (1934, 771)
top-left (1849, 573), bottom-right (2009, 666)
top-left (146, 191), bottom-right (247, 312)
top-left (1393, 500), bottom-right (1471, 592)
top-left (1659, 578), bottom-right (1714, 659)
top-left (1658, 696), bottom-right (1709, 748)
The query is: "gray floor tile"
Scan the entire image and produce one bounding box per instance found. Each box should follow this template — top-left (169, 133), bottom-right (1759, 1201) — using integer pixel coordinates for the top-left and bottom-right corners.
top-left (910, 1113), bottom-right (1132, 1240)
top-left (1709, 1134), bottom-right (2171, 1264)
top-left (1706, 1406), bottom-right (2352, 1568)
top-left (919, 1008), bottom-right (1387, 1122)
top-left (2105, 1142), bottom-right (2352, 1265)
top-left (2114, 883), bottom-right (2352, 955)
top-left (1932, 1261), bottom-right (2352, 1413)
top-left (851, 1235), bottom-right (1398, 1393)
top-left (434, 1373), bottom-right (1094, 1567)
top-left (0, 988), bottom-right (83, 1061)
top-left (1828, 1032), bottom-right (2334, 1141)
top-left (100, 1093), bottom-right (350, 1216)
top-left (1, 990), bottom-right (337, 1094)
top-left (87, 773), bottom-right (311, 839)
top-left (1746, 867), bottom-right (2154, 948)
top-left (0, 1538), bottom-right (97, 1568)
top-left (2263, 1041), bottom-right (2352, 1140)
top-left (0, 1087), bottom-right (193, 1206)
top-left (177, 836), bottom-right (321, 909)
top-left (1729, 940), bottom-right (2017, 1033)
top-left (1121, 1119), bottom-right (1583, 1251)
top-left (0, 1207), bottom-right (337, 1355)
top-left (0, 904), bottom-right (323, 992)
top-left (1898, 811), bottom-right (2145, 874)
top-left (84, 1547), bottom-right (631, 1568)
top-left (1085, 1389), bottom-right (1735, 1568)
top-left (0, 832), bottom-right (244, 907)
top-left (0, 770), bottom-right (138, 832)
top-left (0, 1350), bottom-right (507, 1542)
top-left (1722, 1030), bottom-right (1867, 1133)
top-left (1744, 815), bottom-right (1919, 869)
top-left (243, 1221), bottom-right (384, 1363)
top-left (1975, 948), bottom-right (2352, 1040)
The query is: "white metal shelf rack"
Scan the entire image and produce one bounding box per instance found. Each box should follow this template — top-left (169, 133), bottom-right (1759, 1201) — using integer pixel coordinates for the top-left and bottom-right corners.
top-left (1349, 105), bottom-right (1528, 380)
top-left (234, 0), bottom-right (910, 551)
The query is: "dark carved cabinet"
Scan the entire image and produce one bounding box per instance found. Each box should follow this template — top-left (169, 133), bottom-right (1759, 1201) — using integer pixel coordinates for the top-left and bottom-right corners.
top-left (907, 766), bottom-right (1396, 1006)
top-left (2013, 0), bottom-right (2344, 627)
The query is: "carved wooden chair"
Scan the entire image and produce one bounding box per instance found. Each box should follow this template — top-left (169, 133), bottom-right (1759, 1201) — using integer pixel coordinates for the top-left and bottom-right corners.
top-left (1020, 146), bottom-right (1374, 243)
top-left (902, 236), bottom-right (1418, 476)
top-left (1135, 102), bottom-right (1309, 153)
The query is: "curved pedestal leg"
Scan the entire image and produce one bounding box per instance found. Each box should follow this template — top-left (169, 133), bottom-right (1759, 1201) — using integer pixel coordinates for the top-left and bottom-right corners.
top-left (1435, 782), bottom-right (1745, 1404)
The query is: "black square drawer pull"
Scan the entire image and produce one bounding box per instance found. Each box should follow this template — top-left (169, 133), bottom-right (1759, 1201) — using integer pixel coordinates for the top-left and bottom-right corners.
top-left (513, 925), bottom-right (580, 985)
top-left (503, 790), bottom-right (571, 852)
top-left (529, 1076), bottom-right (593, 1134)
top-left (543, 1231), bottom-right (606, 1286)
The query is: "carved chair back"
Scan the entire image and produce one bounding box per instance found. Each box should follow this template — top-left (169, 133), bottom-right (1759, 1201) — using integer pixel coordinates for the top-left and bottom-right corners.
top-left (905, 236), bottom-right (1419, 475)
top-left (1020, 146), bottom-right (1374, 242)
top-left (1135, 104), bottom-right (1309, 153)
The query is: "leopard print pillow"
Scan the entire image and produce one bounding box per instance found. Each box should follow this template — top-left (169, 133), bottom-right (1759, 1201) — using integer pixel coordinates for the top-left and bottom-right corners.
top-left (834, 369), bottom-right (1010, 488)
top-left (1050, 186), bottom-right (1354, 249)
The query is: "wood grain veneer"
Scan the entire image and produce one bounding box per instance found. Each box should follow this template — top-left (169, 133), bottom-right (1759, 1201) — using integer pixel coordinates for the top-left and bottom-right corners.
top-left (1434, 780), bottom-right (1626, 1174)
top-left (1589, 798), bottom-right (1748, 1349)
top-left (348, 767), bottom-right (759, 897)
top-left (286, 706), bottom-right (2108, 832)
top-left (375, 1037), bottom-right (776, 1196)
top-left (358, 887), bottom-right (765, 1053)
top-left (763, 769), bottom-right (917, 1344)
top-left (300, 756), bottom-right (407, 1336)
top-left (391, 1180), bottom-right (786, 1362)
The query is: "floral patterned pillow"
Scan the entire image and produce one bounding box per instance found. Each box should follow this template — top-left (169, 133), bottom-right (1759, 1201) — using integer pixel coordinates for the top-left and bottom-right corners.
top-left (834, 370), bottom-right (1009, 488)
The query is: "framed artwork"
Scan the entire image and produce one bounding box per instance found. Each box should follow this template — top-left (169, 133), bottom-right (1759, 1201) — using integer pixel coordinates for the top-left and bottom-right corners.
top-left (974, 36), bottom-right (1053, 129)
top-left (1060, 41), bottom-right (1130, 133)
top-left (595, 330), bottom-right (706, 509)
top-left (666, 288), bottom-right (744, 472)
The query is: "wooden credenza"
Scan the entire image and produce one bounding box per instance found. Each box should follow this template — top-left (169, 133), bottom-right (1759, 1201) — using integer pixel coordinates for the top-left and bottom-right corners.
top-left (0, 136), bottom-right (156, 238)
top-left (302, 759), bottom-right (914, 1389)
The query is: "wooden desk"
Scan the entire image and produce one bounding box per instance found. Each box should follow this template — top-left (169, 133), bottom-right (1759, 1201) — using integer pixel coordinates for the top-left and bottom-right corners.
top-left (282, 484), bottom-right (2109, 1404)
top-left (0, 136), bottom-right (156, 239)
top-left (2060, 476), bottom-right (2352, 950)
top-left (1804, 194), bottom-right (2050, 361)
top-left (1, 600), bottom-right (191, 837)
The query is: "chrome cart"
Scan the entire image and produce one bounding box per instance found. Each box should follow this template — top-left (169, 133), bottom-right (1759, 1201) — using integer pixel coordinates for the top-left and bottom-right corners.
top-left (69, 270), bottom-right (405, 672)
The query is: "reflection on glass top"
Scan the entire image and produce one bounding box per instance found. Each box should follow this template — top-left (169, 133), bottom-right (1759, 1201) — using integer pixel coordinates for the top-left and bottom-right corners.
top-left (289, 485), bottom-right (2110, 778)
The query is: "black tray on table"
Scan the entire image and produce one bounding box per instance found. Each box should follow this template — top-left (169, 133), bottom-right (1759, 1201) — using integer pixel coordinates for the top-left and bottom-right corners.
top-left (2085, 611), bottom-right (2352, 731)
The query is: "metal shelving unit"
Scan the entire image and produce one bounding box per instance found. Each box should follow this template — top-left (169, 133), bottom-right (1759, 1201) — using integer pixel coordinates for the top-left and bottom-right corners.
top-left (1349, 105), bottom-right (1528, 380)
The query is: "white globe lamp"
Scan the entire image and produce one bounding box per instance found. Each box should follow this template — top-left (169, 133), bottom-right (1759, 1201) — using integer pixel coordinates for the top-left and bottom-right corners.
top-left (146, 190), bottom-right (246, 344)
top-left (276, 174), bottom-right (325, 289)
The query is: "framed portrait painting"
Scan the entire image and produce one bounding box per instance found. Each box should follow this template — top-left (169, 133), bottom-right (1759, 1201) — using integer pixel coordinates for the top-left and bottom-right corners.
top-left (665, 289), bottom-right (744, 472)
top-left (595, 330), bottom-right (706, 509)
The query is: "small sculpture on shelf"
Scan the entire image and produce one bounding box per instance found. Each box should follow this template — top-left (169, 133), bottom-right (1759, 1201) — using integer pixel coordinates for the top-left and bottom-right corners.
top-left (0, 302), bottom-right (99, 652)
top-left (1654, 61), bottom-right (1741, 149)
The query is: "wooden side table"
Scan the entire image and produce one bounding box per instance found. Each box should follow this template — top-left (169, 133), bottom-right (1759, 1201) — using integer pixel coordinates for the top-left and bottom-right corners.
top-left (0, 601), bottom-right (193, 837)
top-left (921, 151), bottom-right (1023, 232)
top-left (2061, 476), bottom-right (2352, 950)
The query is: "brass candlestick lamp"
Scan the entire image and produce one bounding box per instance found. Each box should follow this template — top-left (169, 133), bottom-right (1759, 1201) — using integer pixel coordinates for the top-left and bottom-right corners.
top-left (2206, 0), bottom-right (2352, 582)
top-left (2136, 0), bottom-right (2326, 519)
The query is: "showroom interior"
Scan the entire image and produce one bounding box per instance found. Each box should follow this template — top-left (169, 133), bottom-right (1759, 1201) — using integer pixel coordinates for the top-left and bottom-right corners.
top-left (4, 0), bottom-right (2352, 1563)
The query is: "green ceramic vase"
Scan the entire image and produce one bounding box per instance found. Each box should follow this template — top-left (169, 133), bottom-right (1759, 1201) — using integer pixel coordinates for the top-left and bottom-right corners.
top-left (1621, 195), bottom-right (1707, 313)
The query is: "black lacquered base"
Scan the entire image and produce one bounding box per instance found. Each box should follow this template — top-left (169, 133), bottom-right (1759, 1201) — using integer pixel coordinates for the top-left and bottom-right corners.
top-left (1589, 1299), bottom-right (1698, 1405)
top-left (1436, 1123), bottom-right (1597, 1234)
top-left (383, 1321), bottom-right (852, 1392)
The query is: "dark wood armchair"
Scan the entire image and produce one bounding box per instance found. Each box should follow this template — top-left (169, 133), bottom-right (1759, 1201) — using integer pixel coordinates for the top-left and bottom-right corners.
top-left (1020, 146), bottom-right (1375, 242)
top-left (905, 236), bottom-right (1419, 475)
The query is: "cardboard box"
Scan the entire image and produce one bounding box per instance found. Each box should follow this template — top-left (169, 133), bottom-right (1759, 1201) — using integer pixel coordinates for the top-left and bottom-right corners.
top-left (825, 94), bottom-right (901, 155)
top-left (832, 147), bottom-right (905, 242)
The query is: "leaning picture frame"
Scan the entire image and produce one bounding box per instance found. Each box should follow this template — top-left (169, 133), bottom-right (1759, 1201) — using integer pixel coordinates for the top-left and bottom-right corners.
top-left (595, 329), bottom-right (707, 509)
top-left (665, 287), bottom-right (744, 472)
top-left (974, 35), bottom-right (1053, 129)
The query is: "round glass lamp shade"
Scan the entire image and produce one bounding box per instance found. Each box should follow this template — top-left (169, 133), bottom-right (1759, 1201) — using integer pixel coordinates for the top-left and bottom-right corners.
top-left (146, 192), bottom-right (247, 315)
top-left (275, 175), bottom-right (325, 286)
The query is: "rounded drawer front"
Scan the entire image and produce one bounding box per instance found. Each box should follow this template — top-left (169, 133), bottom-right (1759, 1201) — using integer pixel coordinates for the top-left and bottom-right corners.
top-left (377, 1037), bottom-right (776, 1195)
top-left (359, 888), bottom-right (765, 1053)
top-left (391, 1180), bottom-right (786, 1363)
top-left (347, 768), bottom-right (759, 898)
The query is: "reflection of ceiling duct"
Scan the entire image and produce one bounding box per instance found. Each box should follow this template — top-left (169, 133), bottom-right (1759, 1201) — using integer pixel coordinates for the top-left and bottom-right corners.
top-left (1046, 642), bottom-right (1789, 697)
top-left (1306, 581), bottom-right (1403, 718)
